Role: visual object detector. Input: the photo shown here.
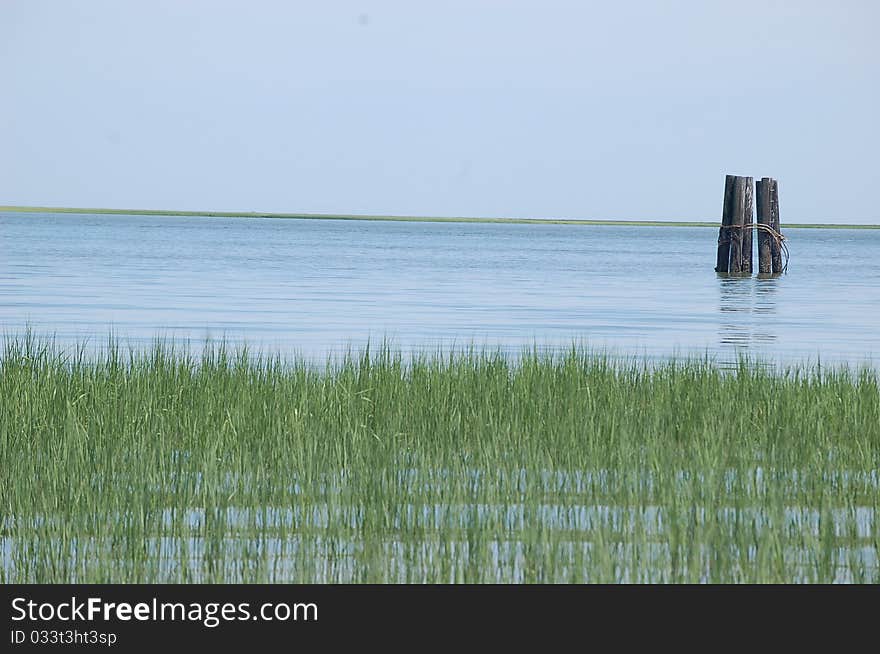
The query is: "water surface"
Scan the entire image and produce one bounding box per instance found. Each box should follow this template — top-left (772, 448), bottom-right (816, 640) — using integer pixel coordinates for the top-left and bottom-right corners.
top-left (2, 212), bottom-right (878, 367)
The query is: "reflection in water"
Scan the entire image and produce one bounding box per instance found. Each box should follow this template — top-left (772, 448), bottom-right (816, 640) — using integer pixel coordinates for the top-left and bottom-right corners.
top-left (718, 274), bottom-right (780, 366)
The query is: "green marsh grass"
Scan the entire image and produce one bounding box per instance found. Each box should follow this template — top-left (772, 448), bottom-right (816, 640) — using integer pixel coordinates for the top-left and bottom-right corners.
top-left (1, 338), bottom-right (878, 582)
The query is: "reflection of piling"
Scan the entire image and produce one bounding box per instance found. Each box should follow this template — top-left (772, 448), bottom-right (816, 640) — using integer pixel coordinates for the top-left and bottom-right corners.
top-left (718, 274), bottom-right (780, 367)
top-left (716, 174), bottom-right (783, 275)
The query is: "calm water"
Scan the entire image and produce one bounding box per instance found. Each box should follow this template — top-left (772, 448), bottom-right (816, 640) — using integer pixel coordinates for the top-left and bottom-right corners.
top-left (2, 211), bottom-right (879, 367)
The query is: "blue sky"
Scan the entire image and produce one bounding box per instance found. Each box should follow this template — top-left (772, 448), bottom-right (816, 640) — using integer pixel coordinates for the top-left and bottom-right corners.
top-left (1, 1), bottom-right (878, 222)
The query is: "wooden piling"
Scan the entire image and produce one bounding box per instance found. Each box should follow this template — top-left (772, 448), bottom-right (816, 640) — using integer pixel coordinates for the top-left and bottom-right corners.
top-left (741, 176), bottom-right (754, 273)
top-left (715, 175), bottom-right (735, 273)
top-left (769, 178), bottom-right (782, 273)
top-left (728, 176), bottom-right (746, 274)
top-left (755, 177), bottom-right (772, 273)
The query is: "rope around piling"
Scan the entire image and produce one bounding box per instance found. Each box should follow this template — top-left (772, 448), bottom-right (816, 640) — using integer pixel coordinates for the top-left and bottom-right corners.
top-left (716, 223), bottom-right (789, 273)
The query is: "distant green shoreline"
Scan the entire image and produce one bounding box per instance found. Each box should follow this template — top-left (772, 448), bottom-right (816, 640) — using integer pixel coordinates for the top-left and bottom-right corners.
top-left (1, 205), bottom-right (878, 229)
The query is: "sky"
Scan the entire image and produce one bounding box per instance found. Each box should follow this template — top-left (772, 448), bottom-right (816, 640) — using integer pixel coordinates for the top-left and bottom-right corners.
top-left (1, 1), bottom-right (878, 222)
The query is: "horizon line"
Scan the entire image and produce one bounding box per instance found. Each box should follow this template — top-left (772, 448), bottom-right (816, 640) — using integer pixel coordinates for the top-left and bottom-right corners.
top-left (2, 205), bottom-right (878, 230)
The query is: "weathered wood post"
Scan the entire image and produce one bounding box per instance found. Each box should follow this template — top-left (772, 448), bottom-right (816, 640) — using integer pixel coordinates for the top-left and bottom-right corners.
top-left (715, 175), bottom-right (735, 272)
top-left (716, 174), bottom-right (782, 274)
top-left (741, 177), bottom-right (754, 273)
top-left (769, 178), bottom-right (783, 273)
top-left (728, 176), bottom-right (746, 274)
top-left (755, 177), bottom-right (772, 273)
